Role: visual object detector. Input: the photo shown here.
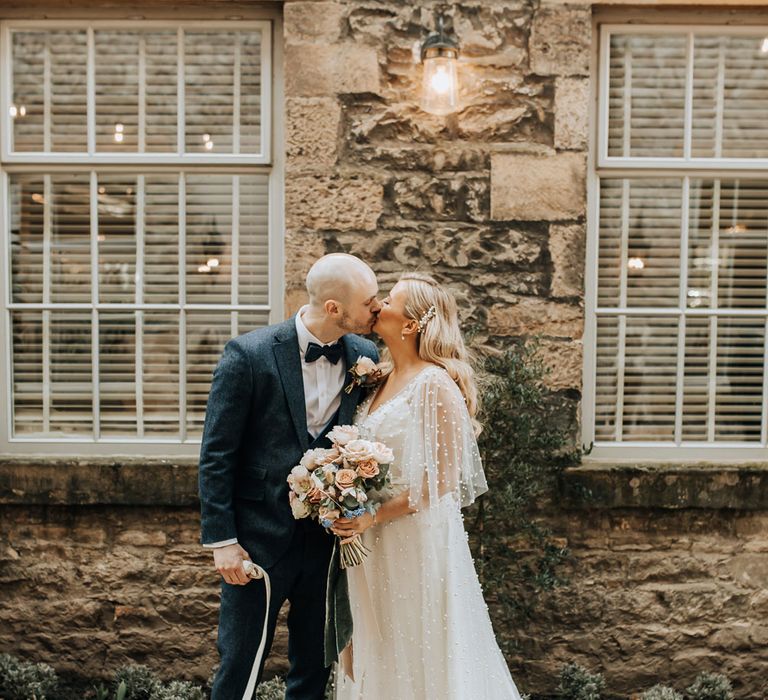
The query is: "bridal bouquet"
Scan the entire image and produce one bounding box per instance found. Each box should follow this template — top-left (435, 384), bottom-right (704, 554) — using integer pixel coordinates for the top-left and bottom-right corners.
top-left (287, 425), bottom-right (393, 568)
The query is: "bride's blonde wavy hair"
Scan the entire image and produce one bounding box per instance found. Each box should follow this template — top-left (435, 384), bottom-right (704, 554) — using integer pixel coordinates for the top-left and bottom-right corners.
top-left (380, 272), bottom-right (481, 435)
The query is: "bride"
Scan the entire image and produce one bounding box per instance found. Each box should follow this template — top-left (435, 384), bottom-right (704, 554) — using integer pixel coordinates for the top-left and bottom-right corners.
top-left (331, 272), bottom-right (523, 699)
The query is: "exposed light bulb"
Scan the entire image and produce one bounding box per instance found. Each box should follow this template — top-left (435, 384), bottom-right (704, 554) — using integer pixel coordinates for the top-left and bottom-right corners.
top-left (627, 257), bottom-right (645, 271)
top-left (115, 123), bottom-right (124, 133)
top-left (762, 37), bottom-right (768, 54)
top-left (198, 264), bottom-right (211, 273)
top-left (114, 132), bottom-right (124, 143)
top-left (202, 133), bottom-right (211, 142)
top-left (9, 105), bottom-right (17, 118)
top-left (205, 140), bottom-right (214, 151)
top-left (206, 258), bottom-right (220, 268)
top-left (98, 186), bottom-right (106, 194)
top-left (19, 105), bottom-right (26, 117)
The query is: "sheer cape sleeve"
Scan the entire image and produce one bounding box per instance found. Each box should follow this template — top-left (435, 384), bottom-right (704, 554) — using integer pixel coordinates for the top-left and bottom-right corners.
top-left (400, 367), bottom-right (488, 510)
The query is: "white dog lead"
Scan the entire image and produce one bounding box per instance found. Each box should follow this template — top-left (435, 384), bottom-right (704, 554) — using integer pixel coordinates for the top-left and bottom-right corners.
top-left (241, 560), bottom-right (272, 700)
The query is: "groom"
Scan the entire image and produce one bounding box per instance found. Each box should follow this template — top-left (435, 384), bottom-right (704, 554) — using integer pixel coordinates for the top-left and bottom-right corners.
top-left (198, 254), bottom-right (380, 700)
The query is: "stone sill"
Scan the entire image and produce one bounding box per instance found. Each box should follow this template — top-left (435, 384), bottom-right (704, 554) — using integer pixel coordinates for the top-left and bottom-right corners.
top-left (2, 458), bottom-right (768, 510)
top-left (560, 462), bottom-right (768, 510)
top-left (0, 458), bottom-right (199, 506)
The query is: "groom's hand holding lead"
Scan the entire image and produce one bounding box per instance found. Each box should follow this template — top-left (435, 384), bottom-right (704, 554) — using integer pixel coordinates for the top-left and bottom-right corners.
top-left (214, 542), bottom-right (253, 585)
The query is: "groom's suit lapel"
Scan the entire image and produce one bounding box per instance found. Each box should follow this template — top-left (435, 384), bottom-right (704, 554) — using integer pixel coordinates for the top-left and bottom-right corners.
top-left (272, 319), bottom-right (310, 451)
top-left (338, 334), bottom-right (363, 427)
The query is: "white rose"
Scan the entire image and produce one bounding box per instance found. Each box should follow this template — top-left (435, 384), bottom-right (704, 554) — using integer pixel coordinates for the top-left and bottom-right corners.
top-left (327, 424), bottom-right (359, 446)
top-left (287, 465), bottom-right (311, 493)
top-left (352, 356), bottom-right (378, 377)
top-left (370, 441), bottom-right (394, 465)
top-left (342, 439), bottom-right (375, 463)
top-left (289, 493), bottom-right (311, 519)
top-left (300, 447), bottom-right (339, 471)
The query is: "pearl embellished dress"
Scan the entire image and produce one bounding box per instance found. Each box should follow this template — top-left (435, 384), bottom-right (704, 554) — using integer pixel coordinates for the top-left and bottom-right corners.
top-left (335, 365), bottom-right (523, 700)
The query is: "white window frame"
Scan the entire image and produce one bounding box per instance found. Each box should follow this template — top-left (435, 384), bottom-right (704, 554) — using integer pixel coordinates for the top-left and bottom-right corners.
top-left (0, 17), bottom-right (285, 457)
top-left (584, 22), bottom-right (768, 461)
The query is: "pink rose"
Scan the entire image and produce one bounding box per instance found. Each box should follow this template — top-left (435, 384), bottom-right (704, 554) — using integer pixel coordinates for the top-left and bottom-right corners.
top-left (335, 468), bottom-right (358, 491)
top-left (319, 506), bottom-right (340, 522)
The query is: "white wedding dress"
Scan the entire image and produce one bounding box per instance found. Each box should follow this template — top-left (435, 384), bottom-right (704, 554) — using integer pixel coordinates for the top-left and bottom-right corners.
top-left (335, 365), bottom-right (523, 700)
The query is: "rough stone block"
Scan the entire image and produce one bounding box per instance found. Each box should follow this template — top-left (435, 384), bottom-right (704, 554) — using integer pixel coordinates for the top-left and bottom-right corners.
top-left (491, 152), bottom-right (586, 221)
top-left (488, 298), bottom-right (583, 338)
top-left (530, 6), bottom-right (591, 76)
top-left (284, 2), bottom-right (344, 43)
top-left (555, 77), bottom-right (589, 150)
top-left (285, 43), bottom-right (380, 97)
top-left (534, 338), bottom-right (583, 391)
top-left (549, 222), bottom-right (585, 298)
top-left (286, 97), bottom-right (341, 170)
top-left (285, 175), bottom-right (383, 232)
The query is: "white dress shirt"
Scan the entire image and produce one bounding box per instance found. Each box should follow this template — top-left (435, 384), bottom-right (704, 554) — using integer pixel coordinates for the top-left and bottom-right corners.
top-left (204, 307), bottom-right (346, 549)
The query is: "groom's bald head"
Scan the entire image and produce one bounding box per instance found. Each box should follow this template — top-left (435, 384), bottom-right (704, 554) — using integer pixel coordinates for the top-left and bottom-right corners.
top-left (305, 254), bottom-right (380, 334)
top-left (306, 254), bottom-right (376, 308)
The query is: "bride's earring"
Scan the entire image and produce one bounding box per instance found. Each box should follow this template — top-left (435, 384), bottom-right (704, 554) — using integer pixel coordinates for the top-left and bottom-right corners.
top-left (400, 331), bottom-right (405, 341)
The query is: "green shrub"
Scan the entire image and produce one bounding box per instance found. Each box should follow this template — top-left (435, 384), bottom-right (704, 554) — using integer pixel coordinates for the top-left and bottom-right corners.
top-left (150, 680), bottom-right (205, 700)
top-left (114, 666), bottom-right (158, 700)
top-left (0, 653), bottom-right (59, 700)
top-left (468, 344), bottom-right (578, 635)
top-left (254, 676), bottom-right (286, 700)
top-left (557, 662), bottom-right (605, 700)
top-left (641, 685), bottom-right (684, 700)
top-left (685, 672), bottom-right (734, 700)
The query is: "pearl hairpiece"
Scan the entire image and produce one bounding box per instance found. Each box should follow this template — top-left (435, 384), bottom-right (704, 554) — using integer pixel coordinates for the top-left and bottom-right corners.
top-left (417, 305), bottom-right (437, 332)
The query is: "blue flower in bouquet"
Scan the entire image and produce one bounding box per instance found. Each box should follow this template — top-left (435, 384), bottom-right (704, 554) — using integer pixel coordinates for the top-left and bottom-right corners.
top-left (343, 506), bottom-right (367, 519)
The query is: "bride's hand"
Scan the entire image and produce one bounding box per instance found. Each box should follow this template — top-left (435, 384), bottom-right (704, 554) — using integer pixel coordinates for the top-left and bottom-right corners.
top-left (332, 512), bottom-right (374, 537)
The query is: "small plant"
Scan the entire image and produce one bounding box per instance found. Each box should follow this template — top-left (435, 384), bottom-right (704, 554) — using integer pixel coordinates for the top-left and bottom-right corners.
top-left (557, 662), bottom-right (605, 700)
top-left (114, 666), bottom-right (158, 700)
top-left (151, 680), bottom-right (205, 700)
top-left (255, 676), bottom-right (286, 700)
top-left (685, 672), bottom-right (734, 700)
top-left (0, 653), bottom-right (59, 700)
top-left (641, 685), bottom-right (683, 700)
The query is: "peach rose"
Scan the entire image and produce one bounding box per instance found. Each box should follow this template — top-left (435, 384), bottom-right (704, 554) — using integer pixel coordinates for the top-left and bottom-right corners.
top-left (335, 468), bottom-right (357, 491)
top-left (289, 492), bottom-right (310, 519)
top-left (355, 459), bottom-right (380, 479)
top-left (342, 439), bottom-right (375, 463)
top-left (307, 487), bottom-right (324, 504)
top-left (327, 425), bottom-right (359, 446)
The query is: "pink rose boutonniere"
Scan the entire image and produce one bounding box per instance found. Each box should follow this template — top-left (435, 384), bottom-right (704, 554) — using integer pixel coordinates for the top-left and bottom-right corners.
top-left (343, 355), bottom-right (383, 394)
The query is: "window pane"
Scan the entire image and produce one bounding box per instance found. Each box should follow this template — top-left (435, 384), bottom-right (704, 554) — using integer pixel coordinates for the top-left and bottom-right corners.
top-left (186, 175), bottom-right (233, 303)
top-left (10, 175), bottom-right (45, 304)
top-left (145, 175), bottom-right (180, 303)
top-left (622, 316), bottom-right (679, 440)
top-left (239, 175), bottom-right (270, 304)
top-left (184, 31), bottom-right (263, 155)
top-left (51, 174), bottom-right (92, 303)
top-left (594, 315), bottom-right (620, 441)
top-left (608, 34), bottom-right (687, 158)
top-left (11, 32), bottom-right (45, 151)
top-left (98, 175), bottom-right (137, 303)
top-left (11, 311), bottom-right (43, 435)
top-left (598, 178), bottom-right (683, 308)
top-left (693, 35), bottom-right (768, 158)
top-left (95, 31), bottom-right (139, 152)
top-left (186, 311), bottom-right (231, 436)
top-left (145, 32), bottom-right (179, 152)
top-left (715, 317), bottom-right (764, 441)
top-left (50, 311), bottom-right (93, 435)
top-left (99, 312), bottom-right (136, 436)
top-left (12, 30), bottom-right (90, 152)
top-left (144, 312), bottom-right (179, 436)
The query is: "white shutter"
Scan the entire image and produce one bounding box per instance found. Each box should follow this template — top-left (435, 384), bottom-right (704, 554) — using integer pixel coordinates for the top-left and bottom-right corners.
top-left (97, 174), bottom-right (137, 303)
top-left (608, 33), bottom-right (688, 158)
top-left (239, 175), bottom-right (270, 304)
top-left (144, 175), bottom-right (180, 304)
top-left (10, 312), bottom-right (43, 435)
top-left (49, 311), bottom-right (92, 436)
top-left (99, 312), bottom-right (137, 436)
top-left (143, 312), bottom-right (179, 436)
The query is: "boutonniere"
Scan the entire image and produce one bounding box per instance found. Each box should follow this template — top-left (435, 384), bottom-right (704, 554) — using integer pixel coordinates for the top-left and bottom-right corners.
top-left (344, 356), bottom-right (383, 394)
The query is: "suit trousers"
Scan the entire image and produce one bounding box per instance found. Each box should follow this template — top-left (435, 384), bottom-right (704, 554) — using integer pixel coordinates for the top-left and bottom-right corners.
top-left (210, 519), bottom-right (334, 700)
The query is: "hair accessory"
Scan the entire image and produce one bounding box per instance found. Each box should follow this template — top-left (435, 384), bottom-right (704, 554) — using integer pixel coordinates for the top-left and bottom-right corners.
top-left (417, 305), bottom-right (437, 332)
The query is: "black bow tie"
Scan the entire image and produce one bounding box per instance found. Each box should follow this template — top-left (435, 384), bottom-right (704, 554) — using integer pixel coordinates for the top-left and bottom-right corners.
top-left (305, 341), bottom-right (343, 365)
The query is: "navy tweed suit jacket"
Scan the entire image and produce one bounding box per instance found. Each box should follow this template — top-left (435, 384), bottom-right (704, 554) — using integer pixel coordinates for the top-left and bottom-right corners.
top-left (198, 316), bottom-right (379, 569)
